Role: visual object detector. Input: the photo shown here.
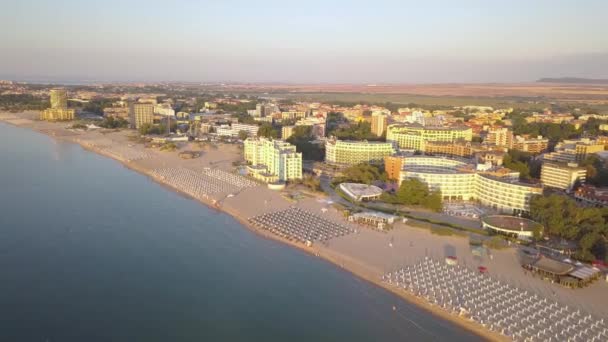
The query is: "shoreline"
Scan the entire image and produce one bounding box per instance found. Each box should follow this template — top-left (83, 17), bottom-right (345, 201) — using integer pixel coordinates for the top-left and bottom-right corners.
top-left (1, 119), bottom-right (504, 341)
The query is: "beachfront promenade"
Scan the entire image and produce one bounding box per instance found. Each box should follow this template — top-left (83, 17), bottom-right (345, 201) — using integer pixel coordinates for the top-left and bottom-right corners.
top-left (2, 112), bottom-right (608, 341)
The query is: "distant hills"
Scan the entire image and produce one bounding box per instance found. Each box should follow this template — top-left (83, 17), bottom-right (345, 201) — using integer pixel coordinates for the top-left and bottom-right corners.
top-left (537, 77), bottom-right (608, 84)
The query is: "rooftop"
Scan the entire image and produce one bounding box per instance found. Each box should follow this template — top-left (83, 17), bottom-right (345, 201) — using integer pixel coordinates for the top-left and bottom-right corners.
top-left (339, 183), bottom-right (383, 197)
top-left (529, 256), bottom-right (575, 275)
top-left (482, 215), bottom-right (543, 232)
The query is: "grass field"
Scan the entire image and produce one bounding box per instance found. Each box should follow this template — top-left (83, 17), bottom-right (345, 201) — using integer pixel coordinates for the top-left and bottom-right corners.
top-left (274, 92), bottom-right (554, 109)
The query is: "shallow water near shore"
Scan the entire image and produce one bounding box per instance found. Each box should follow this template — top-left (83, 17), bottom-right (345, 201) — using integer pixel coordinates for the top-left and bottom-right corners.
top-left (0, 122), bottom-right (482, 341)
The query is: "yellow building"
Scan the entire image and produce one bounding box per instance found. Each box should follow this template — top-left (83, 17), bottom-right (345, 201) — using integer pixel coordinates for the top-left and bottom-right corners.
top-left (424, 140), bottom-right (473, 158)
top-left (129, 103), bottom-right (154, 129)
top-left (40, 108), bottom-right (75, 121)
top-left (544, 138), bottom-right (604, 163)
top-left (371, 112), bottom-right (388, 137)
top-left (281, 111), bottom-right (306, 120)
top-left (386, 124), bottom-right (472, 151)
top-left (541, 162), bottom-right (587, 191)
top-left (325, 138), bottom-right (397, 166)
top-left (512, 135), bottom-right (549, 154)
top-left (244, 137), bottom-right (302, 182)
top-left (484, 127), bottom-right (513, 148)
top-left (282, 125), bottom-right (295, 140)
top-left (39, 89), bottom-right (75, 121)
top-left (49, 89), bottom-right (68, 109)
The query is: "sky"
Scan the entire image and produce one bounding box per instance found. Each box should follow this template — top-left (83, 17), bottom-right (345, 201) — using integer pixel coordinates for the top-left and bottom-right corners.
top-left (1, 0), bottom-right (607, 83)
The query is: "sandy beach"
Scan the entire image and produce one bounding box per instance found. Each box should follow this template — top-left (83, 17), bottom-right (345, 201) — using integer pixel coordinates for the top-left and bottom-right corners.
top-left (3, 112), bottom-right (607, 342)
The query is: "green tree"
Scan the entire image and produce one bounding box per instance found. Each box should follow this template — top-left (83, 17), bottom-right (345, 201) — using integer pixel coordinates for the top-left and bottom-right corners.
top-left (396, 178), bottom-right (430, 205)
top-left (287, 126), bottom-right (325, 161)
top-left (258, 123), bottom-right (279, 139)
top-left (330, 121), bottom-right (382, 141)
top-left (424, 191), bottom-right (443, 212)
top-left (99, 116), bottom-right (129, 129)
top-left (530, 194), bottom-right (608, 261)
top-left (338, 163), bottom-right (384, 184)
top-left (237, 130), bottom-right (249, 141)
top-left (382, 179), bottom-right (442, 212)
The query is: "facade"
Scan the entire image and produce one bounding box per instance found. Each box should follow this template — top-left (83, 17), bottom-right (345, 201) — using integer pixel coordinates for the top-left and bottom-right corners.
top-left (50, 89), bottom-right (68, 109)
top-left (339, 183), bottom-right (383, 202)
top-left (485, 127), bottom-right (513, 148)
top-left (540, 162), bottom-right (587, 191)
top-left (40, 89), bottom-right (75, 121)
top-left (348, 211), bottom-right (396, 230)
top-left (40, 108), bottom-right (75, 121)
top-left (282, 125), bottom-right (295, 140)
top-left (424, 140), bottom-right (473, 158)
top-left (544, 138), bottom-right (605, 163)
top-left (512, 135), bottom-right (549, 154)
top-left (398, 156), bottom-right (542, 214)
top-left (481, 215), bottom-right (542, 240)
top-left (232, 123), bottom-right (259, 137)
top-left (371, 112), bottom-right (388, 137)
top-left (325, 139), bottom-right (397, 166)
top-left (384, 155), bottom-right (405, 181)
top-left (154, 104), bottom-right (175, 117)
top-left (476, 151), bottom-right (505, 166)
top-left (216, 125), bottom-right (236, 137)
top-left (244, 137), bottom-right (302, 182)
top-left (295, 117), bottom-right (326, 138)
top-left (281, 111), bottom-right (306, 120)
top-left (129, 103), bottom-right (154, 129)
top-left (386, 124), bottom-right (472, 151)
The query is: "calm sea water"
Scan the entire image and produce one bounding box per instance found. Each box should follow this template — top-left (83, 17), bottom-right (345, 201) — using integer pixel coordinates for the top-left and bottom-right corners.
top-left (0, 122), bottom-right (482, 342)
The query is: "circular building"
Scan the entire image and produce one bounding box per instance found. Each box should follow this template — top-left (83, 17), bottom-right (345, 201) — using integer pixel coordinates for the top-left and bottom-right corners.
top-left (339, 183), bottom-right (383, 202)
top-left (481, 215), bottom-right (543, 240)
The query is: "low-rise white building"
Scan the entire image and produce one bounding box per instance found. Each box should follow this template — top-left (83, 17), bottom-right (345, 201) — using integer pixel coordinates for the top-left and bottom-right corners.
top-left (339, 183), bottom-right (383, 202)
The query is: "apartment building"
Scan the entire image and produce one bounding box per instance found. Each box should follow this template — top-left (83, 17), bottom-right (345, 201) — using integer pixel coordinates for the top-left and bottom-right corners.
top-left (485, 127), bottom-right (513, 148)
top-left (544, 138), bottom-right (605, 163)
top-left (511, 135), bottom-right (549, 154)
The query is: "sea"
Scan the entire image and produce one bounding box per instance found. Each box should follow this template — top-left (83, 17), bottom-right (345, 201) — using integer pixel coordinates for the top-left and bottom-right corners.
top-left (0, 122), bottom-right (483, 341)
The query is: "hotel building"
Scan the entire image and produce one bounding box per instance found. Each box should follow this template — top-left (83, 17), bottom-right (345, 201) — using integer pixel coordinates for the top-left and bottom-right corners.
top-left (540, 162), bottom-right (587, 191)
top-left (371, 112), bottom-right (388, 137)
top-left (424, 140), bottom-right (474, 158)
top-left (244, 137), bottom-right (302, 183)
top-left (386, 124), bottom-right (472, 151)
top-left (325, 138), bottom-right (397, 166)
top-left (544, 138), bottom-right (604, 163)
top-left (40, 89), bottom-right (75, 121)
top-left (398, 156), bottom-right (542, 214)
top-left (129, 103), bottom-right (154, 129)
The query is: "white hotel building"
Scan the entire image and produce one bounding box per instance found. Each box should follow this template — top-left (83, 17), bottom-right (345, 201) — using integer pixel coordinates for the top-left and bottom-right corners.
top-left (398, 157), bottom-right (542, 214)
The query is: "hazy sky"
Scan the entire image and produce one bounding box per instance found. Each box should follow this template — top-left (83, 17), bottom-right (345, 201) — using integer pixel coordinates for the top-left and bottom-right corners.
top-left (1, 0), bottom-right (607, 83)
